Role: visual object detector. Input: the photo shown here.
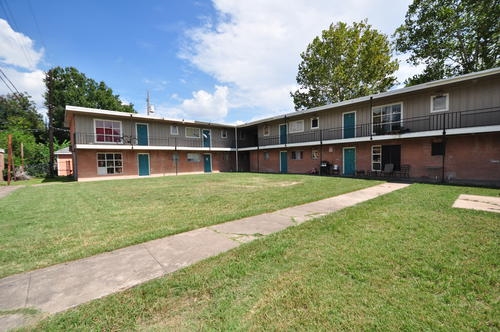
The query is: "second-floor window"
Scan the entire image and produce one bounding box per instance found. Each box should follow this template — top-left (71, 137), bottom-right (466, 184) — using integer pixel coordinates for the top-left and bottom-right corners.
top-left (263, 125), bottom-right (270, 136)
top-left (95, 120), bottom-right (122, 143)
top-left (171, 125), bottom-right (179, 135)
top-left (289, 120), bottom-right (304, 133)
top-left (221, 129), bottom-right (228, 138)
top-left (185, 127), bottom-right (200, 138)
top-left (372, 103), bottom-right (402, 135)
top-left (431, 94), bottom-right (449, 112)
top-left (311, 117), bottom-right (319, 129)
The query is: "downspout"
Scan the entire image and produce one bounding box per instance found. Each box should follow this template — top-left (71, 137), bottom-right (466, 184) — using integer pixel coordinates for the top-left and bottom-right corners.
top-left (235, 126), bottom-right (239, 172)
top-left (369, 96), bottom-right (373, 140)
top-left (441, 113), bottom-right (446, 183)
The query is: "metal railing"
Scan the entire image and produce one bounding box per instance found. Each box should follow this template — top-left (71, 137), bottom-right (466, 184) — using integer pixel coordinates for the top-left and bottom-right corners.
top-left (74, 107), bottom-right (500, 149)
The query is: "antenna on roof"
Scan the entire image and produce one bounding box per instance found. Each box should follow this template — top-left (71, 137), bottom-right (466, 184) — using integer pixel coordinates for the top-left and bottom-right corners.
top-left (147, 91), bottom-right (154, 115)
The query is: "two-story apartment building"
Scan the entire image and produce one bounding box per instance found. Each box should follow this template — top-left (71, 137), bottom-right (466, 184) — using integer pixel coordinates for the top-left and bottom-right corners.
top-left (65, 107), bottom-right (237, 180)
top-left (65, 67), bottom-right (500, 186)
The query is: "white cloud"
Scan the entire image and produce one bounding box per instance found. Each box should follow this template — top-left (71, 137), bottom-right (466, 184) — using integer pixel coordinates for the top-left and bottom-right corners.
top-left (0, 19), bottom-right (46, 111)
top-left (156, 85), bottom-right (229, 122)
top-left (0, 19), bottom-right (44, 70)
top-left (180, 0), bottom-right (415, 122)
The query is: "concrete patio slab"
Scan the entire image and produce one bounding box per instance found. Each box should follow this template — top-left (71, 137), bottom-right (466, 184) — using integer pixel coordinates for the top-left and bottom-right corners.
top-left (453, 194), bottom-right (500, 213)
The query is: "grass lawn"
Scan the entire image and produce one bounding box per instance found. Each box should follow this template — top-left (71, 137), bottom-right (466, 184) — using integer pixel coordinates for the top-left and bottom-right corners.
top-left (0, 173), bottom-right (378, 278)
top-left (22, 182), bottom-right (499, 331)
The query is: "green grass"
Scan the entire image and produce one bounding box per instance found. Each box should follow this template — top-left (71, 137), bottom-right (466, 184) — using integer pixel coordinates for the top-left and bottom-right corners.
top-left (24, 183), bottom-right (499, 331)
top-left (0, 173), bottom-right (377, 278)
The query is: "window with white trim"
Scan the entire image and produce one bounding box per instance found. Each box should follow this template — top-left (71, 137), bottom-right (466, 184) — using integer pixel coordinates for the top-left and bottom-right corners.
top-left (431, 94), bottom-right (449, 112)
top-left (312, 150), bottom-right (320, 160)
top-left (291, 151), bottom-right (303, 160)
top-left (289, 120), bottom-right (304, 133)
top-left (187, 153), bottom-right (201, 162)
top-left (311, 117), bottom-right (319, 129)
top-left (221, 129), bottom-right (228, 138)
top-left (185, 127), bottom-right (200, 138)
top-left (95, 120), bottom-right (122, 143)
top-left (263, 125), bottom-right (270, 136)
top-left (171, 125), bottom-right (179, 135)
top-left (263, 151), bottom-right (270, 160)
top-left (97, 153), bottom-right (123, 175)
top-left (372, 103), bottom-right (402, 135)
top-left (371, 145), bottom-right (381, 171)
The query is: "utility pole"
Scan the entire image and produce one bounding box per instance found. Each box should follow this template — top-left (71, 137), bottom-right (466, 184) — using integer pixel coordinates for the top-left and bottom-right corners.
top-left (146, 91), bottom-right (154, 115)
top-left (7, 134), bottom-right (12, 185)
top-left (46, 70), bottom-right (55, 177)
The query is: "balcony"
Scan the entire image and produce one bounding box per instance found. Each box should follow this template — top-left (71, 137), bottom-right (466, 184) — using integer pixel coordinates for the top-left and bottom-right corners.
top-left (74, 107), bottom-right (499, 150)
top-left (73, 133), bottom-right (236, 150)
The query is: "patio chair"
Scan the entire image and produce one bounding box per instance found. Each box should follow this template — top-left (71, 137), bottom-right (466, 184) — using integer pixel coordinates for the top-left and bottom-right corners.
top-left (380, 163), bottom-right (394, 177)
top-left (394, 164), bottom-right (410, 178)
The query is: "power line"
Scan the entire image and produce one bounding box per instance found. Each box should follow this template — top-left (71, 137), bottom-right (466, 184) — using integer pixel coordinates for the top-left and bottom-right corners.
top-left (0, 68), bottom-right (21, 94)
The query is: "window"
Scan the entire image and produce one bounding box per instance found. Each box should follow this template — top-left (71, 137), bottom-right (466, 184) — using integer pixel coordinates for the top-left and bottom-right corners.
top-left (221, 129), bottom-right (228, 138)
top-left (311, 117), bottom-right (319, 129)
top-left (312, 150), bottom-right (320, 160)
top-left (431, 142), bottom-right (445, 156)
top-left (371, 145), bottom-right (381, 171)
top-left (187, 153), bottom-right (201, 162)
top-left (372, 103), bottom-right (402, 135)
top-left (185, 127), bottom-right (200, 138)
top-left (263, 125), bottom-right (270, 136)
top-left (171, 125), bottom-right (179, 135)
top-left (95, 120), bottom-right (122, 143)
top-left (97, 153), bottom-right (123, 175)
top-left (263, 151), bottom-right (270, 160)
top-left (291, 151), bottom-right (303, 160)
top-left (431, 94), bottom-right (449, 112)
top-left (239, 131), bottom-right (246, 140)
top-left (289, 120), bottom-right (304, 133)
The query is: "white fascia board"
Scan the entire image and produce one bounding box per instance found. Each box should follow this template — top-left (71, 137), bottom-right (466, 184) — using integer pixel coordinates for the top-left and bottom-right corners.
top-left (75, 144), bottom-right (133, 150)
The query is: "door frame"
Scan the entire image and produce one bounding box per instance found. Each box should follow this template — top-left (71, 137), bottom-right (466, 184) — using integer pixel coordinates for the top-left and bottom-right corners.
top-left (136, 123), bottom-right (149, 146)
top-left (279, 124), bottom-right (287, 145)
top-left (280, 151), bottom-right (288, 173)
top-left (203, 153), bottom-right (212, 173)
top-left (202, 129), bottom-right (211, 148)
top-left (137, 153), bottom-right (150, 176)
top-left (343, 147), bottom-right (356, 176)
top-left (342, 111), bottom-right (356, 139)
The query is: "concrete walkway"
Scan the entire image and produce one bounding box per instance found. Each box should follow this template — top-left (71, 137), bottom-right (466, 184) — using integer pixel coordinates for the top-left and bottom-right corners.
top-left (0, 182), bottom-right (409, 331)
top-left (0, 185), bottom-right (23, 199)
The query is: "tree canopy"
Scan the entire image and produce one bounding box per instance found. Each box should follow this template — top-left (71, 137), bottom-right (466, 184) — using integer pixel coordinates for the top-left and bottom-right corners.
top-left (44, 66), bottom-right (136, 142)
top-left (0, 92), bottom-right (45, 142)
top-left (394, 0), bottom-right (500, 85)
top-left (290, 20), bottom-right (399, 110)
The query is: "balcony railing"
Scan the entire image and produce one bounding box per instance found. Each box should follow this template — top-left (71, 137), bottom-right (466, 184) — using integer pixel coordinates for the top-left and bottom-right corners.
top-left (75, 107), bottom-right (499, 149)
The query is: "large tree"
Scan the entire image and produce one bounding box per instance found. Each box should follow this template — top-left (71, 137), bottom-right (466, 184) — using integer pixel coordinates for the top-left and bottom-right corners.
top-left (394, 0), bottom-right (500, 85)
top-left (0, 92), bottom-right (45, 142)
top-left (291, 20), bottom-right (399, 110)
top-left (44, 66), bottom-right (136, 143)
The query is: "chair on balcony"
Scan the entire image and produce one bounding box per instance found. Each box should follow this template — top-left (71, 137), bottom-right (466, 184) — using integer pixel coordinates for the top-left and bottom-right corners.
top-left (394, 164), bottom-right (410, 178)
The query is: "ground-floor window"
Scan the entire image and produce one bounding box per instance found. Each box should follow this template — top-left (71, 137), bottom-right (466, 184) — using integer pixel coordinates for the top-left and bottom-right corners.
top-left (371, 145), bottom-right (381, 171)
top-left (187, 153), bottom-right (201, 162)
top-left (263, 151), bottom-right (270, 160)
top-left (312, 149), bottom-right (320, 160)
top-left (97, 153), bottom-right (123, 175)
top-left (291, 151), bottom-right (303, 160)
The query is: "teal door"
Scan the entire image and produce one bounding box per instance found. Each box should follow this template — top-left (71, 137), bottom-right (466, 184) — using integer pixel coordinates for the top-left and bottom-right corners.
top-left (343, 112), bottom-right (355, 138)
top-left (138, 154), bottom-right (150, 176)
top-left (280, 151), bottom-right (288, 173)
top-left (202, 129), bottom-right (211, 148)
top-left (204, 154), bottom-right (212, 172)
top-left (137, 124), bottom-right (148, 145)
top-left (279, 124), bottom-right (287, 144)
top-left (343, 148), bottom-right (356, 176)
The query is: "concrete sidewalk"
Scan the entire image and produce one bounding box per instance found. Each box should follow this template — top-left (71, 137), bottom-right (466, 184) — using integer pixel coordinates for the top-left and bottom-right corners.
top-left (0, 182), bottom-right (409, 331)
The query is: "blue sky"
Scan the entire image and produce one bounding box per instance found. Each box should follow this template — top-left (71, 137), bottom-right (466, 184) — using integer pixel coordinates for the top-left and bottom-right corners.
top-left (0, 0), bottom-right (419, 124)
